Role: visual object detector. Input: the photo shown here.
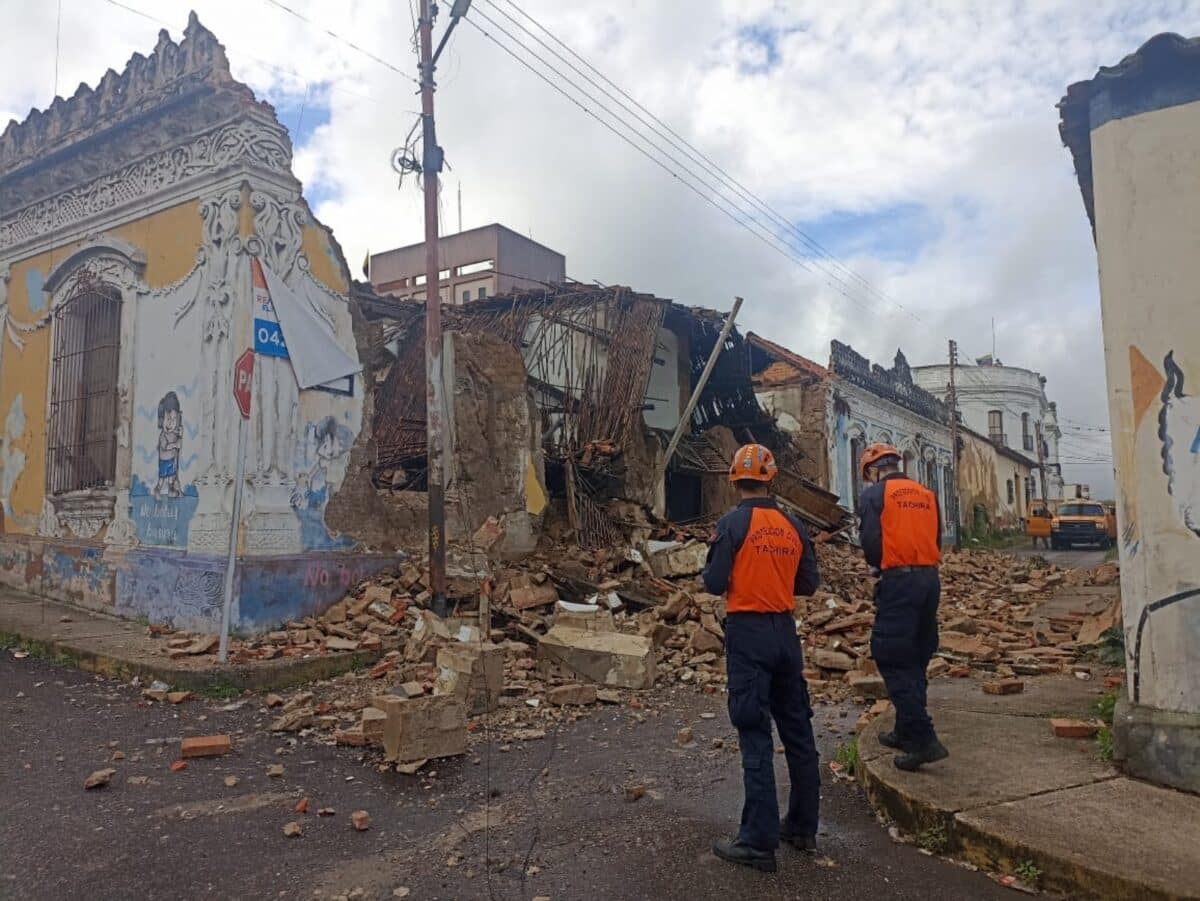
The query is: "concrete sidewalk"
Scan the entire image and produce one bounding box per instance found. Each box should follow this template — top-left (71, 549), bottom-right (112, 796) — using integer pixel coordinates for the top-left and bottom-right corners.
top-left (0, 587), bottom-right (379, 692)
top-left (859, 676), bottom-right (1200, 900)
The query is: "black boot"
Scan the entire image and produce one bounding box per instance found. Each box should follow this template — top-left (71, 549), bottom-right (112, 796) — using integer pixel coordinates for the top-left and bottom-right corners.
top-left (893, 738), bottom-right (949, 772)
top-left (713, 838), bottom-right (777, 872)
top-left (878, 730), bottom-right (912, 751)
top-left (779, 822), bottom-right (818, 854)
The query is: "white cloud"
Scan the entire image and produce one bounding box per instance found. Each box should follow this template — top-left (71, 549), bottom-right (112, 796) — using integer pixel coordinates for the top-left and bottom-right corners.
top-left (5, 0), bottom-right (1196, 497)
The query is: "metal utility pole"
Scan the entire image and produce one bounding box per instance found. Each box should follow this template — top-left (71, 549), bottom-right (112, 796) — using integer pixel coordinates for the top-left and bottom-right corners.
top-left (947, 339), bottom-right (961, 550)
top-left (417, 0), bottom-right (471, 617)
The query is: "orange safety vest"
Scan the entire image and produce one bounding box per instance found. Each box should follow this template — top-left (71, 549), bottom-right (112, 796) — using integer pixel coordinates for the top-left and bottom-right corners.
top-left (727, 506), bottom-right (804, 614)
top-left (879, 478), bottom-right (941, 569)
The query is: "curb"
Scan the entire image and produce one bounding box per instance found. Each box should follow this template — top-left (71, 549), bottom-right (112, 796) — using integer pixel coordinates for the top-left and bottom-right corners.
top-left (1, 628), bottom-right (383, 694)
top-left (857, 718), bottom-right (1188, 901)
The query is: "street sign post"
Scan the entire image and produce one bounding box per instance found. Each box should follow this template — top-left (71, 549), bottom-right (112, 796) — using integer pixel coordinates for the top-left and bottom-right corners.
top-left (219, 349), bottom-right (255, 663)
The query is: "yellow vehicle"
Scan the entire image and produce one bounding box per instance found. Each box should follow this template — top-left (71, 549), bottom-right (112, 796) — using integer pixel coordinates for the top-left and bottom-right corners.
top-left (1051, 501), bottom-right (1115, 550)
top-left (1026, 501), bottom-right (1055, 548)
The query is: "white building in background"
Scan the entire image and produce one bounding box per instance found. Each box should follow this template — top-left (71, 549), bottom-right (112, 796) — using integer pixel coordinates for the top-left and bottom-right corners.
top-left (369, 223), bottom-right (566, 305)
top-left (913, 358), bottom-right (1065, 500)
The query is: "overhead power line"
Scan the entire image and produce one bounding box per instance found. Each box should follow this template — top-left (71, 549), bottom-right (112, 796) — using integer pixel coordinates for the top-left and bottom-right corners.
top-left (463, 10), bottom-right (892, 319)
top-left (481, 0), bottom-right (921, 324)
top-left (261, 0), bottom-right (419, 83)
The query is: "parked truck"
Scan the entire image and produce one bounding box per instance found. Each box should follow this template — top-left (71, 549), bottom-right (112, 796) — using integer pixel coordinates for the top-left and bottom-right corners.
top-left (1050, 501), bottom-right (1116, 549)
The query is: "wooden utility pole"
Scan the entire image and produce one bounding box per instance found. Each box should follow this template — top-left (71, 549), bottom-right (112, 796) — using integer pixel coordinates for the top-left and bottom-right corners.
top-left (656, 297), bottom-right (743, 483)
top-left (948, 339), bottom-right (961, 549)
top-left (416, 0), bottom-right (471, 618)
top-left (419, 0), bottom-right (447, 616)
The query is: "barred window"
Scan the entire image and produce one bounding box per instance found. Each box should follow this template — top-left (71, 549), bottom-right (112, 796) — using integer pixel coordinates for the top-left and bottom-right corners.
top-left (46, 286), bottom-right (122, 495)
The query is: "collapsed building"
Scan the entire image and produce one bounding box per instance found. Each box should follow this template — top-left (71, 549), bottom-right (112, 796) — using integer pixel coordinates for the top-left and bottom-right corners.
top-left (362, 285), bottom-right (847, 557)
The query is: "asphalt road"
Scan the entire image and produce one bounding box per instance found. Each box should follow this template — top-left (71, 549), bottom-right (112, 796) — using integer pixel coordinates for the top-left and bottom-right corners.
top-left (1007, 544), bottom-right (1107, 570)
top-left (0, 652), bottom-right (1013, 901)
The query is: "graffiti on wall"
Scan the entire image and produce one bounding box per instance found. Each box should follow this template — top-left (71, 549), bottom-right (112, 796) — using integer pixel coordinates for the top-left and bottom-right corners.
top-left (1120, 346), bottom-right (1200, 704)
top-left (238, 554), bottom-right (394, 630)
top-left (291, 415), bottom-right (355, 550)
top-left (116, 551), bottom-right (224, 630)
top-left (1158, 351), bottom-right (1200, 537)
top-left (131, 386), bottom-right (200, 547)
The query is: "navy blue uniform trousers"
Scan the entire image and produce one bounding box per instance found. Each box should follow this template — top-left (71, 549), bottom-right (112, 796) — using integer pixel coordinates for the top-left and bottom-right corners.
top-left (871, 568), bottom-right (941, 745)
top-left (725, 612), bottom-right (820, 851)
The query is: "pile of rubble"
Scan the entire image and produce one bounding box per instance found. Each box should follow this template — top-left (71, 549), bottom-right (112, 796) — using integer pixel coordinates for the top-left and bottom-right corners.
top-left (146, 514), bottom-right (1122, 767)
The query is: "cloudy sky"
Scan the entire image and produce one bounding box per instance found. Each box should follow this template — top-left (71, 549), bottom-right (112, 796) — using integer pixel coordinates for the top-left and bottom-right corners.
top-left (5, 0), bottom-right (1196, 498)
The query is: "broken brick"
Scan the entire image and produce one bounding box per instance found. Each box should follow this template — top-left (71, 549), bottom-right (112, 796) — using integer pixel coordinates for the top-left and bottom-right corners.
top-left (180, 735), bottom-right (232, 758)
top-left (1051, 718), bottom-right (1099, 738)
top-left (982, 679), bottom-right (1025, 696)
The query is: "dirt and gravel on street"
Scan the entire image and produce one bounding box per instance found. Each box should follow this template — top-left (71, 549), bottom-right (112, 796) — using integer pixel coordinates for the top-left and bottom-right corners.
top-left (0, 650), bottom-right (1014, 901)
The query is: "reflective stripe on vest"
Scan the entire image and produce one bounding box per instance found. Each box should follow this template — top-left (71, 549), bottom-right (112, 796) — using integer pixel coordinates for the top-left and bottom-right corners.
top-left (727, 506), bottom-right (803, 614)
top-left (880, 478), bottom-right (941, 569)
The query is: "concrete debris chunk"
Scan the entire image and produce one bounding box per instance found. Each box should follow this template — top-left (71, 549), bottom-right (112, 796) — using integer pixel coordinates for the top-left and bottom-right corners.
top-left (537, 626), bottom-right (656, 690)
top-left (283, 821), bottom-right (302, 838)
top-left (809, 649), bottom-right (855, 671)
top-left (434, 642), bottom-right (503, 715)
top-left (84, 768), bottom-right (117, 789)
top-left (846, 673), bottom-right (888, 699)
top-left (647, 540), bottom-right (708, 578)
top-left (553, 602), bottom-right (616, 633)
top-left (404, 610), bottom-right (452, 663)
top-left (546, 684), bottom-right (597, 706)
top-left (351, 810), bottom-right (371, 831)
top-left (398, 681), bottom-right (425, 699)
top-left (382, 695), bottom-right (468, 764)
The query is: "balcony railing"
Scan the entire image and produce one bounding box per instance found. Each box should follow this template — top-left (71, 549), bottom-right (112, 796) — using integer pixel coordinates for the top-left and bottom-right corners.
top-left (989, 432), bottom-right (1006, 446)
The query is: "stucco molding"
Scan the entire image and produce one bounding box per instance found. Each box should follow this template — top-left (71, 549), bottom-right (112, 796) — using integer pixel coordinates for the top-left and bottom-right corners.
top-left (42, 239), bottom-right (147, 295)
top-left (0, 117), bottom-right (292, 259)
top-left (43, 490), bottom-right (116, 540)
top-left (184, 188), bottom-right (245, 554)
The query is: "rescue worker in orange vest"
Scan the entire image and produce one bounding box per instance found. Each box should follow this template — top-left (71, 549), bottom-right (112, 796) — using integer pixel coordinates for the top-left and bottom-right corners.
top-left (858, 444), bottom-right (949, 771)
top-left (702, 444), bottom-right (821, 872)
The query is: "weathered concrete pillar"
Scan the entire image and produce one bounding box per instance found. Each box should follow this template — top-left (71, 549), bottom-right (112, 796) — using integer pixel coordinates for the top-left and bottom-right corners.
top-left (1060, 33), bottom-right (1200, 792)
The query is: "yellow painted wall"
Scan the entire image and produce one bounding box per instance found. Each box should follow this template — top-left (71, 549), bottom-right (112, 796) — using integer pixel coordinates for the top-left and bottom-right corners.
top-left (0, 200), bottom-right (202, 533)
top-left (1091, 97), bottom-right (1200, 714)
top-left (303, 223), bottom-right (349, 295)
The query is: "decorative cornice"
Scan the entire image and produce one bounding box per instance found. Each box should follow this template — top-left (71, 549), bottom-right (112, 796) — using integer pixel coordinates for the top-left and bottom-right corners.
top-left (0, 117), bottom-right (291, 256)
top-left (830, 339), bottom-right (950, 426)
top-left (0, 13), bottom-right (251, 178)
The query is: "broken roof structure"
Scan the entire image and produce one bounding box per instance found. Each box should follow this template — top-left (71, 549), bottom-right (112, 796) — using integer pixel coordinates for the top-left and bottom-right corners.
top-left (363, 285), bottom-right (848, 545)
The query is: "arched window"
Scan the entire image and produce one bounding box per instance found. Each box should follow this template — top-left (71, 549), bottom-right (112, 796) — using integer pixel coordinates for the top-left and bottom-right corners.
top-left (926, 459), bottom-right (938, 493)
top-left (849, 436), bottom-right (863, 510)
top-left (46, 285), bottom-right (122, 494)
top-left (902, 449), bottom-right (915, 476)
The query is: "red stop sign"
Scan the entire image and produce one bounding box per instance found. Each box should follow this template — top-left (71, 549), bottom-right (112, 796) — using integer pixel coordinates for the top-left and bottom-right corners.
top-left (234, 349), bottom-right (254, 419)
